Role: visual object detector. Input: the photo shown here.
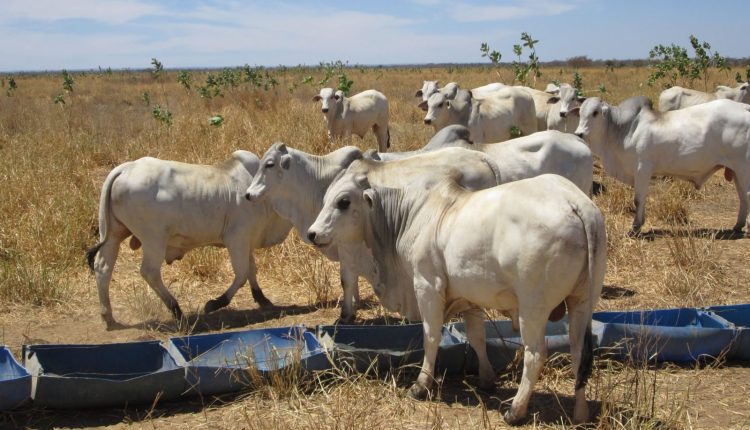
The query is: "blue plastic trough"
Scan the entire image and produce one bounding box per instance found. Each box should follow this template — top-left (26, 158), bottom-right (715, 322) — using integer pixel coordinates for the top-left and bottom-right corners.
top-left (592, 308), bottom-right (734, 362)
top-left (448, 318), bottom-right (572, 373)
top-left (23, 341), bottom-right (186, 409)
top-left (168, 326), bottom-right (330, 396)
top-left (703, 304), bottom-right (750, 361)
top-left (0, 346), bottom-right (31, 410)
top-left (316, 324), bottom-right (467, 374)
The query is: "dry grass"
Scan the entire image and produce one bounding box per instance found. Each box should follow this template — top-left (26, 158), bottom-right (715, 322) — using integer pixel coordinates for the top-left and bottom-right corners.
top-left (2, 64), bottom-right (750, 429)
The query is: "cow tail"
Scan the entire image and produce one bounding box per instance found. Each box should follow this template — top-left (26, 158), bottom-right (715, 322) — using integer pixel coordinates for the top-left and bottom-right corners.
top-left (86, 164), bottom-right (126, 272)
top-left (572, 203), bottom-right (600, 391)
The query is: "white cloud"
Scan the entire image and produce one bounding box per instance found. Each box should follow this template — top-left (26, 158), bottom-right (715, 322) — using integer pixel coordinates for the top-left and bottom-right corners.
top-left (451, 1), bottom-right (579, 22)
top-left (0, 0), bottom-right (163, 25)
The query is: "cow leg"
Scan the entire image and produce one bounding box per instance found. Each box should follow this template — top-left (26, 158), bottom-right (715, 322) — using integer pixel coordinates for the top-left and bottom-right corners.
top-left (463, 308), bottom-right (495, 392)
top-left (504, 312), bottom-right (548, 425)
top-left (373, 124), bottom-right (389, 152)
top-left (630, 164), bottom-right (653, 236)
top-left (338, 264), bottom-right (359, 323)
top-left (247, 255), bottom-right (272, 307)
top-left (408, 274), bottom-right (444, 400)
top-left (732, 172), bottom-right (750, 233)
top-left (566, 296), bottom-right (593, 424)
top-left (92, 232), bottom-right (128, 329)
top-left (140, 243), bottom-right (183, 321)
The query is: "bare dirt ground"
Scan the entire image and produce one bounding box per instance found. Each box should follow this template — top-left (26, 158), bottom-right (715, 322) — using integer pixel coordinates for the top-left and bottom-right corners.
top-left (1, 171), bottom-right (750, 429)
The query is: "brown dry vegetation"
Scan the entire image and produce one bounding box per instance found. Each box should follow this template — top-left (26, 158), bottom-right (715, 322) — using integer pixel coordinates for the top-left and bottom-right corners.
top-left (1, 65), bottom-right (749, 429)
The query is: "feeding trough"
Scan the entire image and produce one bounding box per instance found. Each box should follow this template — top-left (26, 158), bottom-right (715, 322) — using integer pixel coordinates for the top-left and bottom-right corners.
top-left (316, 324), bottom-right (467, 374)
top-left (703, 304), bottom-right (750, 361)
top-left (448, 318), bottom-right (571, 373)
top-left (592, 308), bottom-right (734, 362)
top-left (0, 346), bottom-right (31, 410)
top-left (23, 341), bottom-right (186, 409)
top-left (168, 326), bottom-right (330, 396)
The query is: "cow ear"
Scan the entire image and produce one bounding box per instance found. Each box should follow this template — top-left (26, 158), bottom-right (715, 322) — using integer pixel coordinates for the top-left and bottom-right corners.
top-left (577, 96), bottom-right (587, 103)
top-left (312, 95), bottom-right (321, 102)
top-left (547, 96), bottom-right (560, 104)
top-left (446, 100), bottom-right (452, 109)
top-left (601, 105), bottom-right (609, 116)
top-left (363, 149), bottom-right (380, 161)
top-left (363, 189), bottom-right (376, 209)
top-left (280, 154), bottom-right (291, 169)
top-left (418, 100), bottom-right (428, 111)
top-left (415, 90), bottom-right (423, 98)
top-left (354, 174), bottom-right (370, 189)
top-left (568, 107), bottom-right (581, 117)
top-left (467, 90), bottom-right (474, 100)
top-left (277, 142), bottom-right (287, 153)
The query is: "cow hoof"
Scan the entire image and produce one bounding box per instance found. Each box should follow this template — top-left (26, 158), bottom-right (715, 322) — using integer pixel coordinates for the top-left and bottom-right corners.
top-left (627, 228), bottom-right (642, 238)
top-left (335, 314), bottom-right (356, 325)
top-left (407, 383), bottom-right (429, 400)
top-left (204, 295), bottom-right (230, 314)
top-left (476, 379), bottom-right (496, 395)
top-left (503, 409), bottom-right (525, 426)
top-left (251, 289), bottom-right (273, 308)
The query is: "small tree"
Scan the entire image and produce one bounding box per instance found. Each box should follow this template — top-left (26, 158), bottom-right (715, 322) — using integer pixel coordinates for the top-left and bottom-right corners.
top-left (480, 32), bottom-right (542, 87)
top-left (647, 35), bottom-right (729, 90)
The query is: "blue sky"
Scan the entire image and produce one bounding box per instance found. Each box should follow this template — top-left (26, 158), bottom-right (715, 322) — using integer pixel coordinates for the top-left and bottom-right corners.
top-left (1, 0), bottom-right (747, 72)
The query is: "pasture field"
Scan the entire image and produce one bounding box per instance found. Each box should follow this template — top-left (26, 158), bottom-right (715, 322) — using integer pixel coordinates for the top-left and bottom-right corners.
top-left (1, 64), bottom-right (750, 429)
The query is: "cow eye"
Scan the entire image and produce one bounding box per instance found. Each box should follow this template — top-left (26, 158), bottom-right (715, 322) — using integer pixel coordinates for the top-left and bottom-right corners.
top-left (265, 160), bottom-right (275, 168)
top-left (337, 198), bottom-right (351, 211)
top-left (437, 102), bottom-right (443, 108)
top-left (592, 110), bottom-right (599, 117)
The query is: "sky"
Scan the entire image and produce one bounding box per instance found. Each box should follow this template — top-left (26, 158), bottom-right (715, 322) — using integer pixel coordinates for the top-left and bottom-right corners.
top-left (1, 0), bottom-right (748, 72)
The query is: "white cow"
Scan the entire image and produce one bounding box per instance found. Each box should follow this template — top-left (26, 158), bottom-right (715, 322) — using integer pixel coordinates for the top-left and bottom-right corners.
top-left (419, 88), bottom-right (537, 143)
top-left (244, 144), bottom-right (368, 322)
top-left (245, 143), bottom-right (501, 322)
top-left (369, 125), bottom-right (593, 195)
top-left (543, 83), bottom-right (585, 131)
top-left (308, 173), bottom-right (606, 425)
top-left (313, 88), bottom-right (390, 152)
top-left (658, 82), bottom-right (750, 112)
top-left (575, 96), bottom-right (750, 235)
top-left (86, 151), bottom-right (293, 329)
top-left (415, 81), bottom-right (505, 101)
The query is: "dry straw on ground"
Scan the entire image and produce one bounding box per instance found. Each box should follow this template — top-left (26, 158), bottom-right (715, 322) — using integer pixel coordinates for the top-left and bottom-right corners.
top-left (1, 65), bottom-right (750, 429)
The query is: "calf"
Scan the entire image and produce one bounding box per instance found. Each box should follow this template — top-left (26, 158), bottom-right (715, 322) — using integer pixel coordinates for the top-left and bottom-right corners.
top-left (419, 88), bottom-right (537, 143)
top-left (313, 88), bottom-right (390, 152)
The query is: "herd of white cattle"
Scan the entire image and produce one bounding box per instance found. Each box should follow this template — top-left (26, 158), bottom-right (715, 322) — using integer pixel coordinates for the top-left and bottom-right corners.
top-left (86, 79), bottom-right (750, 425)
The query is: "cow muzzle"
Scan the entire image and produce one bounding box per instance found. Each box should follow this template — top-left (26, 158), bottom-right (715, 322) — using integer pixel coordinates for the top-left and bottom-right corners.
top-left (322, 108), bottom-right (329, 113)
top-left (559, 111), bottom-right (567, 118)
top-left (575, 132), bottom-right (584, 139)
top-left (423, 119), bottom-right (432, 125)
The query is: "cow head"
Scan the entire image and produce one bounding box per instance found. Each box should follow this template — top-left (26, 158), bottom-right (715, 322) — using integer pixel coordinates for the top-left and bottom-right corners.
top-left (312, 87), bottom-right (342, 115)
top-left (307, 166), bottom-right (372, 249)
top-left (420, 92), bottom-right (454, 128)
top-left (557, 83), bottom-right (585, 118)
top-left (574, 97), bottom-right (608, 143)
top-left (739, 82), bottom-right (750, 104)
top-left (415, 80), bottom-right (439, 101)
top-left (245, 142), bottom-right (292, 202)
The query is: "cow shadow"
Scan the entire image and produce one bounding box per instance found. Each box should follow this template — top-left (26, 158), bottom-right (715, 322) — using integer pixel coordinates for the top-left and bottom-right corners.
top-left (0, 392), bottom-right (245, 430)
top-left (435, 375), bottom-right (606, 426)
top-left (638, 227), bottom-right (745, 241)
top-left (111, 300), bottom-right (339, 335)
top-left (601, 284), bottom-right (636, 300)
